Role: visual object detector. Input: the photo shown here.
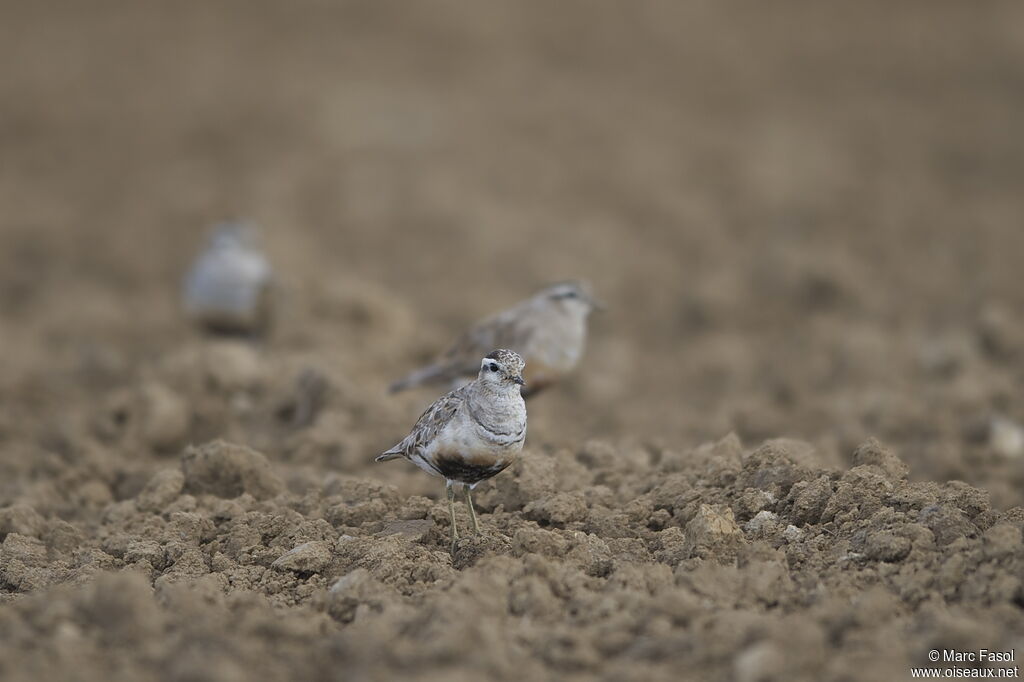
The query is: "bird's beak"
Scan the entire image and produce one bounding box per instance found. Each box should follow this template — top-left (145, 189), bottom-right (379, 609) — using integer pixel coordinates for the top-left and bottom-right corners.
top-left (513, 375), bottom-right (525, 386)
top-left (588, 295), bottom-right (606, 312)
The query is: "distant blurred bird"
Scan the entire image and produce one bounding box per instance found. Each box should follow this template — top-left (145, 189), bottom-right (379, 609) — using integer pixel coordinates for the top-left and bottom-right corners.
top-left (377, 349), bottom-right (527, 552)
top-left (183, 222), bottom-right (273, 336)
top-left (389, 281), bottom-right (601, 398)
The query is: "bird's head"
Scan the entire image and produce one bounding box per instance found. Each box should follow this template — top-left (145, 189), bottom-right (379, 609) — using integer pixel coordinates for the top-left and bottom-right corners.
top-left (209, 220), bottom-right (259, 250)
top-left (539, 280), bottom-right (604, 317)
top-left (478, 349), bottom-right (526, 389)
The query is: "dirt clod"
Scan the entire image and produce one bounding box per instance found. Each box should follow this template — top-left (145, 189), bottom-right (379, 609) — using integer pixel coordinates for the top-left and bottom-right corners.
top-left (1, 3), bottom-right (1023, 681)
top-left (271, 541), bottom-right (333, 574)
top-left (181, 441), bottom-right (284, 500)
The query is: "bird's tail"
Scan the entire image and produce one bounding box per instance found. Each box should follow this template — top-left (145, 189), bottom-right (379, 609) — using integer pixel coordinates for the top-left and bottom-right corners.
top-left (375, 451), bottom-right (403, 463)
top-left (388, 363), bottom-right (446, 393)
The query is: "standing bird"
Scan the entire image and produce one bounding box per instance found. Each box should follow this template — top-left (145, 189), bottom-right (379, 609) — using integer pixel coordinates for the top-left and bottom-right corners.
top-left (182, 221), bottom-right (273, 337)
top-left (377, 349), bottom-right (527, 552)
top-left (389, 281), bottom-right (601, 398)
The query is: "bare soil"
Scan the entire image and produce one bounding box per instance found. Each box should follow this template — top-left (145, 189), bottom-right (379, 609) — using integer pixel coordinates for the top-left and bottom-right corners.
top-left (1, 2), bottom-right (1024, 680)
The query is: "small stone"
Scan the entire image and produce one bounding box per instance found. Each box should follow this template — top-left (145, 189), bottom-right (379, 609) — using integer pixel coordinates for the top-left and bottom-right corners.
top-left (271, 541), bottom-right (332, 574)
top-left (683, 504), bottom-right (745, 561)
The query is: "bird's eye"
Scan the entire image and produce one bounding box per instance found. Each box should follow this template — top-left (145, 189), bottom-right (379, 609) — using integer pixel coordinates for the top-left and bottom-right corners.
top-left (488, 363), bottom-right (499, 372)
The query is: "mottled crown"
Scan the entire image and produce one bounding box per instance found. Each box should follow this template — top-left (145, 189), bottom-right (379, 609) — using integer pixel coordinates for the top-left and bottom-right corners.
top-left (484, 349), bottom-right (525, 374)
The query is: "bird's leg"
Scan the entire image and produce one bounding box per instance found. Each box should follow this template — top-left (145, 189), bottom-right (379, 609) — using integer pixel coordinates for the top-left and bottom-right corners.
top-left (465, 485), bottom-right (480, 535)
top-left (446, 480), bottom-right (459, 552)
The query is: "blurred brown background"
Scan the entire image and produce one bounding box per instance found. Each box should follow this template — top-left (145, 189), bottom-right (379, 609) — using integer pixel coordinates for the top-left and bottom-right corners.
top-left (2, 0), bottom-right (1024, 506)
top-left (2, 4), bottom-right (1024, 681)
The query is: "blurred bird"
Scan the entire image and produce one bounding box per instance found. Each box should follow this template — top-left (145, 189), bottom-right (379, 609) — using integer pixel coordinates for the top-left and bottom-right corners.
top-left (183, 222), bottom-right (273, 336)
top-left (390, 281), bottom-right (601, 398)
top-left (377, 349), bottom-right (527, 552)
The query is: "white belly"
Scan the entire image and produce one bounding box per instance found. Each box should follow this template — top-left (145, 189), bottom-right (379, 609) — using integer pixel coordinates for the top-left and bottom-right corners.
top-left (419, 405), bottom-right (526, 484)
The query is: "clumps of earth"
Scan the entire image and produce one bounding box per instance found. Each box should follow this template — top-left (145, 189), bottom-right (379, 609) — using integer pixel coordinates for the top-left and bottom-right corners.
top-left (2, 433), bottom-right (1022, 682)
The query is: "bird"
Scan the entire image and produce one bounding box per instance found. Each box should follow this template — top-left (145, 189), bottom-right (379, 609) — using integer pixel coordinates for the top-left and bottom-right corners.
top-left (389, 281), bottom-right (601, 398)
top-left (182, 221), bottom-right (273, 337)
top-left (377, 349), bottom-right (527, 552)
